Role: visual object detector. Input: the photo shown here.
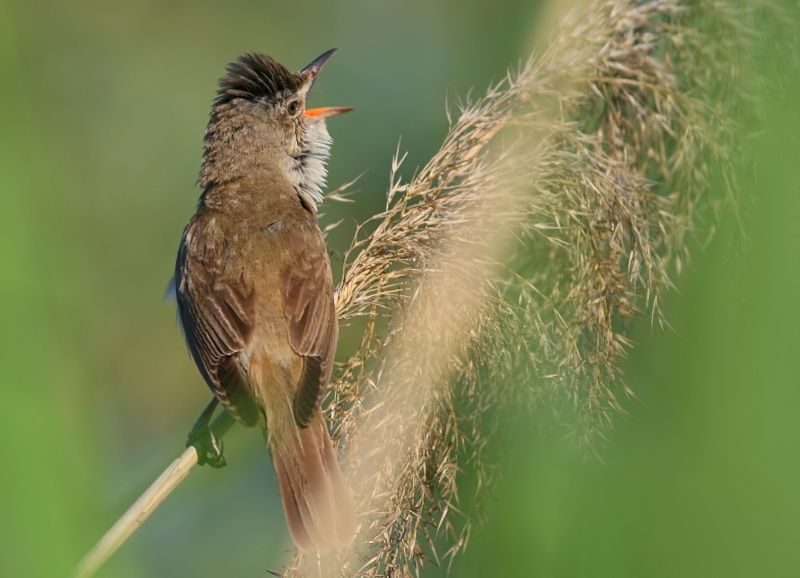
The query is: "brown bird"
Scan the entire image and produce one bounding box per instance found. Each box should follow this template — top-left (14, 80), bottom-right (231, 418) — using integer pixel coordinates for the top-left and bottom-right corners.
top-left (174, 49), bottom-right (355, 552)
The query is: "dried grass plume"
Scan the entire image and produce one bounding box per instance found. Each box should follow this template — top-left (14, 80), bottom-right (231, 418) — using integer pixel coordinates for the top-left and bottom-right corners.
top-left (287, 0), bottom-right (761, 574)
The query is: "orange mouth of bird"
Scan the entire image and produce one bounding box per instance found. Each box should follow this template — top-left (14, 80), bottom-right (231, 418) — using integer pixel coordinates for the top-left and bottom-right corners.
top-left (304, 106), bottom-right (353, 119)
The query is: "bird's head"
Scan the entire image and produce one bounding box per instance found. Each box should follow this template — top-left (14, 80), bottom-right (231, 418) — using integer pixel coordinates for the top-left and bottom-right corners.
top-left (201, 49), bottom-right (351, 209)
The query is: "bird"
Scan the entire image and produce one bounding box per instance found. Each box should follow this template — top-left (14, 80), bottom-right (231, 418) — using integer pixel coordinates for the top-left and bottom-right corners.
top-left (173, 48), bottom-right (355, 553)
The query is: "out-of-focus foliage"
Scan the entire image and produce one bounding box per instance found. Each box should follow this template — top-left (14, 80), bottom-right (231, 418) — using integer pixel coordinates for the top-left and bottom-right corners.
top-left (459, 14), bottom-right (800, 574)
top-left (0, 0), bottom-right (796, 577)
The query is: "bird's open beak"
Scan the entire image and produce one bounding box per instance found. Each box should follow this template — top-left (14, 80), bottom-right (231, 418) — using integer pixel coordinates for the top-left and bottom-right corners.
top-left (301, 48), bottom-right (337, 80)
top-left (304, 106), bottom-right (353, 118)
top-left (301, 49), bottom-right (352, 119)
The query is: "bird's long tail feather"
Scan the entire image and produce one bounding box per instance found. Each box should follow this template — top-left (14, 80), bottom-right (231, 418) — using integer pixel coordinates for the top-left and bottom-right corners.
top-left (271, 413), bottom-right (356, 552)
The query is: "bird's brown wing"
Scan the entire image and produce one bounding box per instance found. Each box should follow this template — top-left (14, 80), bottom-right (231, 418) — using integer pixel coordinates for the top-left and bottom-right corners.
top-left (282, 227), bottom-right (337, 428)
top-left (175, 219), bottom-right (260, 425)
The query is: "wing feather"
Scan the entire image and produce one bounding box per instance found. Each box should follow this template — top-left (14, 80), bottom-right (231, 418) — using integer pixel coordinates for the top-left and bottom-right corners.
top-left (175, 211), bottom-right (336, 429)
top-left (283, 228), bottom-right (337, 428)
top-left (175, 220), bottom-right (259, 425)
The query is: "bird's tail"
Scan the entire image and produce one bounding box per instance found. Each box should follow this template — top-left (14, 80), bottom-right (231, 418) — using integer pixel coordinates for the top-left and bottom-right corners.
top-left (271, 412), bottom-right (356, 552)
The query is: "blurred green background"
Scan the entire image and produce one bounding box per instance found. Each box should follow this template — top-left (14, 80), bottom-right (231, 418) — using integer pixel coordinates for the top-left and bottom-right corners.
top-left (0, 1), bottom-right (797, 577)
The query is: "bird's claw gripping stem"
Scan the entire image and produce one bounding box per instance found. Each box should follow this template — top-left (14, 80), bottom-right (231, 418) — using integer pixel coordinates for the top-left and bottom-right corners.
top-left (186, 398), bottom-right (227, 468)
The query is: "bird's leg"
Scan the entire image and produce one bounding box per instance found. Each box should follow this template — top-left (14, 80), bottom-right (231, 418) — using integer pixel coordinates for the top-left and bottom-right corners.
top-left (186, 397), bottom-right (227, 468)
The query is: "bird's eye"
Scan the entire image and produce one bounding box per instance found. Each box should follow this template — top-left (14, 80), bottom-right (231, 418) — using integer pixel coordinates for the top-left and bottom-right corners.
top-left (287, 100), bottom-right (301, 116)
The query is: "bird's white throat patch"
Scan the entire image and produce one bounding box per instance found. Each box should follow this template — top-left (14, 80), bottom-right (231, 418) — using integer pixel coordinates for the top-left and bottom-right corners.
top-left (291, 121), bottom-right (332, 211)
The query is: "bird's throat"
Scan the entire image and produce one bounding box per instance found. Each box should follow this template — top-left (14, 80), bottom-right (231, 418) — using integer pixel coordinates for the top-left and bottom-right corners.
top-left (290, 127), bottom-right (332, 212)
top-left (198, 111), bottom-right (333, 212)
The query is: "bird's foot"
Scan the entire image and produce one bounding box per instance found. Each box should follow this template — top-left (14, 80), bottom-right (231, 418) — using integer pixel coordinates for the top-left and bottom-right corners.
top-left (186, 421), bottom-right (227, 468)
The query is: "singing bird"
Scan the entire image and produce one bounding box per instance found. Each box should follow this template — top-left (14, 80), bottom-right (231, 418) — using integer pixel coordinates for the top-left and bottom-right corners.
top-left (174, 49), bottom-right (355, 552)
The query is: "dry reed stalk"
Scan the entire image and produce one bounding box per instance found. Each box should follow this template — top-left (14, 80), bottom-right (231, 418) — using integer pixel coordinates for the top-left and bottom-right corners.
top-left (285, 0), bottom-right (760, 575)
top-left (73, 412), bottom-right (235, 578)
